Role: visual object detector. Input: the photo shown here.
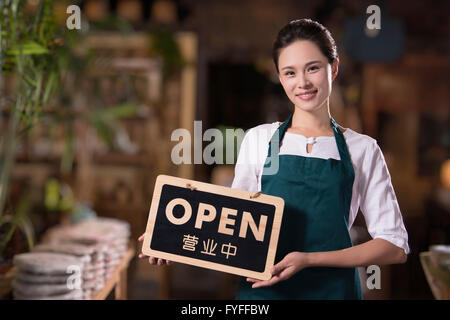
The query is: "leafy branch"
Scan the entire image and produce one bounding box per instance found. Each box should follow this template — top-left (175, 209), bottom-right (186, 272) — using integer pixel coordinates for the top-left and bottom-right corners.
top-left (0, 0), bottom-right (137, 258)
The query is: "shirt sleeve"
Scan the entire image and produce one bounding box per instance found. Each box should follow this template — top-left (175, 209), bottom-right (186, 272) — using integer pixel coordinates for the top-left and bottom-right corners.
top-left (358, 139), bottom-right (410, 255)
top-left (231, 128), bottom-right (259, 192)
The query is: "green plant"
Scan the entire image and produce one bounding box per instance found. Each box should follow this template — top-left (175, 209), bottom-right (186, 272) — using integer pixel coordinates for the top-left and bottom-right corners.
top-left (0, 192), bottom-right (35, 257)
top-left (148, 28), bottom-right (184, 80)
top-left (0, 0), bottom-right (138, 258)
top-left (0, 0), bottom-right (61, 257)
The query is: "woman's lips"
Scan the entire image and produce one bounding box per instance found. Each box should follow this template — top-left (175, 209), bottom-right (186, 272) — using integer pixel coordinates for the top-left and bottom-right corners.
top-left (296, 89), bottom-right (318, 101)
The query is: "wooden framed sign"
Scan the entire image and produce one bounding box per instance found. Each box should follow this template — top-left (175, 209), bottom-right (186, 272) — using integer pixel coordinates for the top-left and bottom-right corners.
top-left (142, 175), bottom-right (284, 280)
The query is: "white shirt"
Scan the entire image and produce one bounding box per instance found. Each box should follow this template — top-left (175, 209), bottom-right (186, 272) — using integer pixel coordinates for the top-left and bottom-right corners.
top-left (231, 122), bottom-right (410, 255)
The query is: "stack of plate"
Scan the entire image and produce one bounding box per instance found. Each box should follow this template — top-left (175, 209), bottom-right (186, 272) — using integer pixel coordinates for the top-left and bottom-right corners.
top-left (12, 252), bottom-right (84, 300)
top-left (32, 242), bottom-right (103, 300)
top-left (78, 218), bottom-right (130, 281)
top-left (41, 217), bottom-right (131, 299)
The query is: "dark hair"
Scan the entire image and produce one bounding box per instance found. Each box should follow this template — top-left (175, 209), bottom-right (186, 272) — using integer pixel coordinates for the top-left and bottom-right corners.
top-left (272, 19), bottom-right (338, 73)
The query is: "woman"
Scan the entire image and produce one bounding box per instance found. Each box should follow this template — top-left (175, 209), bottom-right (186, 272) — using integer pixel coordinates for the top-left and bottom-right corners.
top-left (138, 18), bottom-right (409, 300)
top-left (231, 18), bottom-right (409, 299)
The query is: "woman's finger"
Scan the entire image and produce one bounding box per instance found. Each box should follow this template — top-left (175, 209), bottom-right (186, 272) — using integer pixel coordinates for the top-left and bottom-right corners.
top-left (138, 234), bottom-right (145, 242)
top-left (252, 275), bottom-right (281, 288)
top-left (248, 263), bottom-right (295, 288)
top-left (142, 254), bottom-right (173, 266)
top-left (270, 258), bottom-right (289, 276)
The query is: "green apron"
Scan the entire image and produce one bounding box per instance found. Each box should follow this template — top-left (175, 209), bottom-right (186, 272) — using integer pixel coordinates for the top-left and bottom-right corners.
top-left (236, 113), bottom-right (362, 300)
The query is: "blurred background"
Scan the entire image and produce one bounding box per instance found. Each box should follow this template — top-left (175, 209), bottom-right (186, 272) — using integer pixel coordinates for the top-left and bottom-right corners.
top-left (0, 0), bottom-right (449, 300)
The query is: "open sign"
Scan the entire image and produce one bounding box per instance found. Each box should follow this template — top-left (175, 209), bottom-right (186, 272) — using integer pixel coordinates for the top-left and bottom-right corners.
top-left (141, 175), bottom-right (284, 280)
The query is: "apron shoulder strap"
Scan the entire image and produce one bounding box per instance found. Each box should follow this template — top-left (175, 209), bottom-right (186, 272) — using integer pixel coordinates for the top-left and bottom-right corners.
top-left (331, 117), bottom-right (354, 173)
top-left (266, 113), bottom-right (292, 158)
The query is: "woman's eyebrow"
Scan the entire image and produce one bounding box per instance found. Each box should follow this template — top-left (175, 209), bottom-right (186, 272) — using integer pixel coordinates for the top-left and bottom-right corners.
top-left (281, 60), bottom-right (322, 70)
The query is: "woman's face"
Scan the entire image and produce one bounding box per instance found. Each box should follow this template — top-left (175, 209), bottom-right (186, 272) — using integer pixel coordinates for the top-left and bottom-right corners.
top-left (277, 40), bottom-right (338, 113)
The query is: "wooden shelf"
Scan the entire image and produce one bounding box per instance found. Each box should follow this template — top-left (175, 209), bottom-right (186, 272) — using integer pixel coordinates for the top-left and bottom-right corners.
top-left (93, 153), bottom-right (154, 167)
top-left (420, 251), bottom-right (450, 300)
top-left (5, 33), bottom-right (197, 301)
top-left (92, 247), bottom-right (135, 300)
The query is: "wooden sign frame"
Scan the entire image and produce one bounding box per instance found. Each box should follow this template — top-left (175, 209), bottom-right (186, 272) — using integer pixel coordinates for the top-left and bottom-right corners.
top-left (142, 175), bottom-right (284, 280)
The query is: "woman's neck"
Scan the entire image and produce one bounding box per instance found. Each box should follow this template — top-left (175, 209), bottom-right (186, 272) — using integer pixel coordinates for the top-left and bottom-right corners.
top-left (290, 104), bottom-right (332, 133)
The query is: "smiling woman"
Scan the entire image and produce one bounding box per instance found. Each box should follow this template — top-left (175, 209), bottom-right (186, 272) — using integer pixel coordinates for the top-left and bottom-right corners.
top-left (231, 19), bottom-right (409, 300)
top-left (273, 19), bottom-right (339, 137)
top-left (278, 40), bottom-right (336, 118)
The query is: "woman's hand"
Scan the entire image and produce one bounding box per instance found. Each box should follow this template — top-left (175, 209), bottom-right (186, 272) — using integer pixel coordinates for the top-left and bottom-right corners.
top-left (247, 252), bottom-right (310, 288)
top-left (137, 233), bottom-right (173, 266)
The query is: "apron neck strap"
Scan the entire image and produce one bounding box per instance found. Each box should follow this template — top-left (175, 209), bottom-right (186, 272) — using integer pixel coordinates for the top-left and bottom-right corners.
top-left (330, 116), bottom-right (352, 166)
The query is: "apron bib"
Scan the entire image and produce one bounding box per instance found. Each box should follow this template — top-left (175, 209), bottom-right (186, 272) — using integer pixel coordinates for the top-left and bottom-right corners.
top-left (236, 114), bottom-right (362, 300)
